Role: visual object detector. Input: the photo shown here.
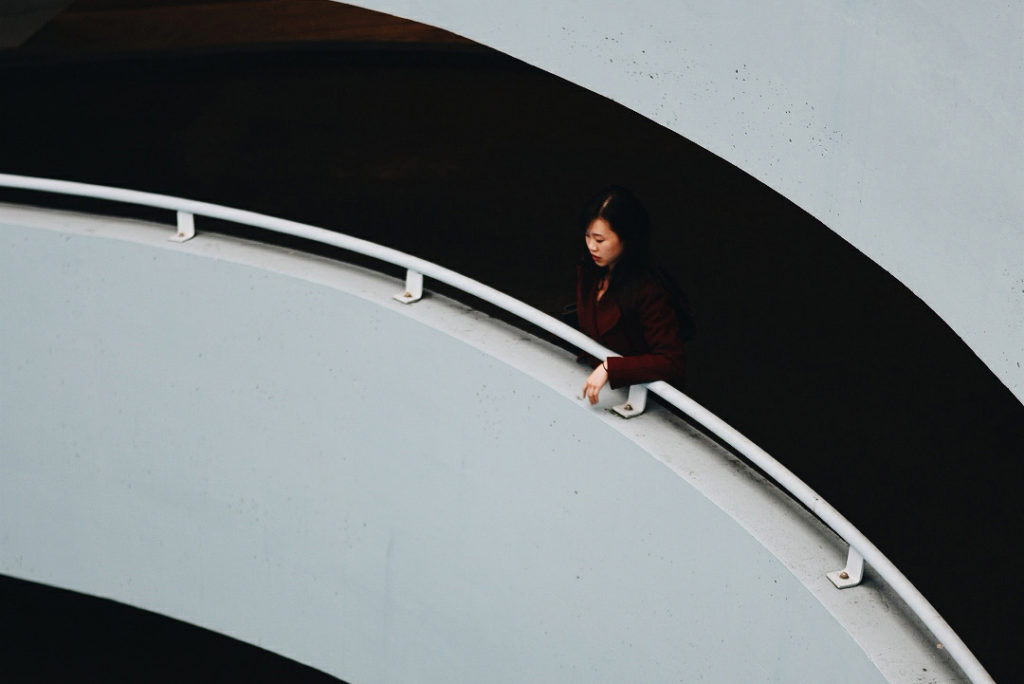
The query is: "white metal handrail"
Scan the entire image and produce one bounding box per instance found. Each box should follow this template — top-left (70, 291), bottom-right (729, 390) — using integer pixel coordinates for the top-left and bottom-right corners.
top-left (0, 172), bottom-right (992, 683)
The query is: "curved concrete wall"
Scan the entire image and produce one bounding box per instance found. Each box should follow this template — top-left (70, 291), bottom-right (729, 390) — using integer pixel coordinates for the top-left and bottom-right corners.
top-left (0, 206), bottom-right (963, 681)
top-left (340, 0), bottom-right (1024, 405)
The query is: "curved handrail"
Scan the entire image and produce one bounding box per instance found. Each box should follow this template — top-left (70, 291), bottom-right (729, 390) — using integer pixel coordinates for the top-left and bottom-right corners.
top-left (0, 172), bottom-right (992, 683)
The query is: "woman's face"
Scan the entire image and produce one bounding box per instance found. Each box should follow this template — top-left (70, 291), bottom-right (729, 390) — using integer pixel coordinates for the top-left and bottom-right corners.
top-left (585, 218), bottom-right (624, 269)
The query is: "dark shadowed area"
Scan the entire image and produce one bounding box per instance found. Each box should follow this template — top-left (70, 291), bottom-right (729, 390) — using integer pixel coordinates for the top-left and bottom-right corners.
top-left (0, 575), bottom-right (345, 683)
top-left (2, 1), bottom-right (1021, 681)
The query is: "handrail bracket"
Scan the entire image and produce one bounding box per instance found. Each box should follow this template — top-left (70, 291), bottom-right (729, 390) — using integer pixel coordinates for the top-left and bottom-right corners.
top-left (170, 211), bottom-right (195, 242)
top-left (393, 269), bottom-right (423, 304)
top-left (612, 384), bottom-right (648, 419)
top-left (827, 546), bottom-right (865, 589)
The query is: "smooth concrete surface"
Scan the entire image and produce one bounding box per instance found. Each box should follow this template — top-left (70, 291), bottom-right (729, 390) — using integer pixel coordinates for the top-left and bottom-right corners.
top-left (340, 0), bottom-right (1024, 407)
top-left (0, 205), bottom-right (963, 682)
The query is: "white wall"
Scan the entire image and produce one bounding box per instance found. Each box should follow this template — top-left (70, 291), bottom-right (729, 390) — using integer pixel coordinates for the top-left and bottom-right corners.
top-left (341, 0), bottom-right (1023, 404)
top-left (3, 208), bottom-right (954, 682)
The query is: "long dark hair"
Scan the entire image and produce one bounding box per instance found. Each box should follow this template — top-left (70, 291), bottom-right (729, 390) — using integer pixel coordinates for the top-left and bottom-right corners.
top-left (578, 186), bottom-right (695, 340)
top-left (579, 185), bottom-right (653, 300)
top-left (579, 185), bottom-right (652, 284)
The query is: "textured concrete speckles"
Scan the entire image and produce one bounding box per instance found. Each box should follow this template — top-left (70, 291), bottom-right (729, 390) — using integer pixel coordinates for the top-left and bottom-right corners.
top-left (2, 209), bottom-right (963, 682)
top-left (340, 0), bottom-right (1024, 407)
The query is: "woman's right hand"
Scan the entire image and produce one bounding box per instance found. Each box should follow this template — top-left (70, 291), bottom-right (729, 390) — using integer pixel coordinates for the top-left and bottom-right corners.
top-left (582, 362), bottom-right (610, 405)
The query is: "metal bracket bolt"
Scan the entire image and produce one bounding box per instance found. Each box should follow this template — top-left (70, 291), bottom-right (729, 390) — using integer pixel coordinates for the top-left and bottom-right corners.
top-left (170, 211), bottom-right (195, 242)
top-left (612, 384), bottom-right (648, 419)
top-left (393, 269), bottom-right (423, 304)
top-left (827, 546), bottom-right (865, 589)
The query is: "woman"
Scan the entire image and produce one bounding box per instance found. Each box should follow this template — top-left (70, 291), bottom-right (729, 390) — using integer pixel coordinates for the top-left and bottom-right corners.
top-left (577, 186), bottom-right (688, 405)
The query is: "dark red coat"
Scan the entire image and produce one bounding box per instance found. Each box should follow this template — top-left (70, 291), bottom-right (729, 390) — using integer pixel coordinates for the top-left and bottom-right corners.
top-left (576, 269), bottom-right (686, 389)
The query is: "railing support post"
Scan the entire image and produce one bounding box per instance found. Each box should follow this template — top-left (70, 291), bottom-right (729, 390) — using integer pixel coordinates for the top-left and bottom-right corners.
top-left (393, 269), bottom-right (423, 304)
top-left (170, 211), bottom-right (195, 242)
top-left (0, 172), bottom-right (996, 683)
top-left (827, 546), bottom-right (865, 589)
top-left (612, 384), bottom-right (648, 419)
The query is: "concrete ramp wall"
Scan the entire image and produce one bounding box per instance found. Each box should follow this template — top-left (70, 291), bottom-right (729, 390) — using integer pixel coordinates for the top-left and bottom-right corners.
top-left (340, 0), bottom-right (1024, 406)
top-left (0, 206), bottom-right (956, 682)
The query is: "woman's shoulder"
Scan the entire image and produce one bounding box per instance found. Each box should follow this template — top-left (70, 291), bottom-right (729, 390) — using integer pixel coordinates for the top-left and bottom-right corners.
top-left (628, 266), bottom-right (696, 340)
top-left (626, 266), bottom-right (670, 296)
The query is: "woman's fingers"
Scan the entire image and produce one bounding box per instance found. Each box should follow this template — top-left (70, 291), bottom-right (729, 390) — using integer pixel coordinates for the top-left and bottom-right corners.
top-left (582, 364), bottom-right (609, 405)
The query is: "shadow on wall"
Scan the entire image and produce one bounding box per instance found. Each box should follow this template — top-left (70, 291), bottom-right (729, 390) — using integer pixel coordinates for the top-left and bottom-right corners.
top-left (0, 574), bottom-right (345, 682)
top-left (1, 21), bottom-right (1022, 683)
